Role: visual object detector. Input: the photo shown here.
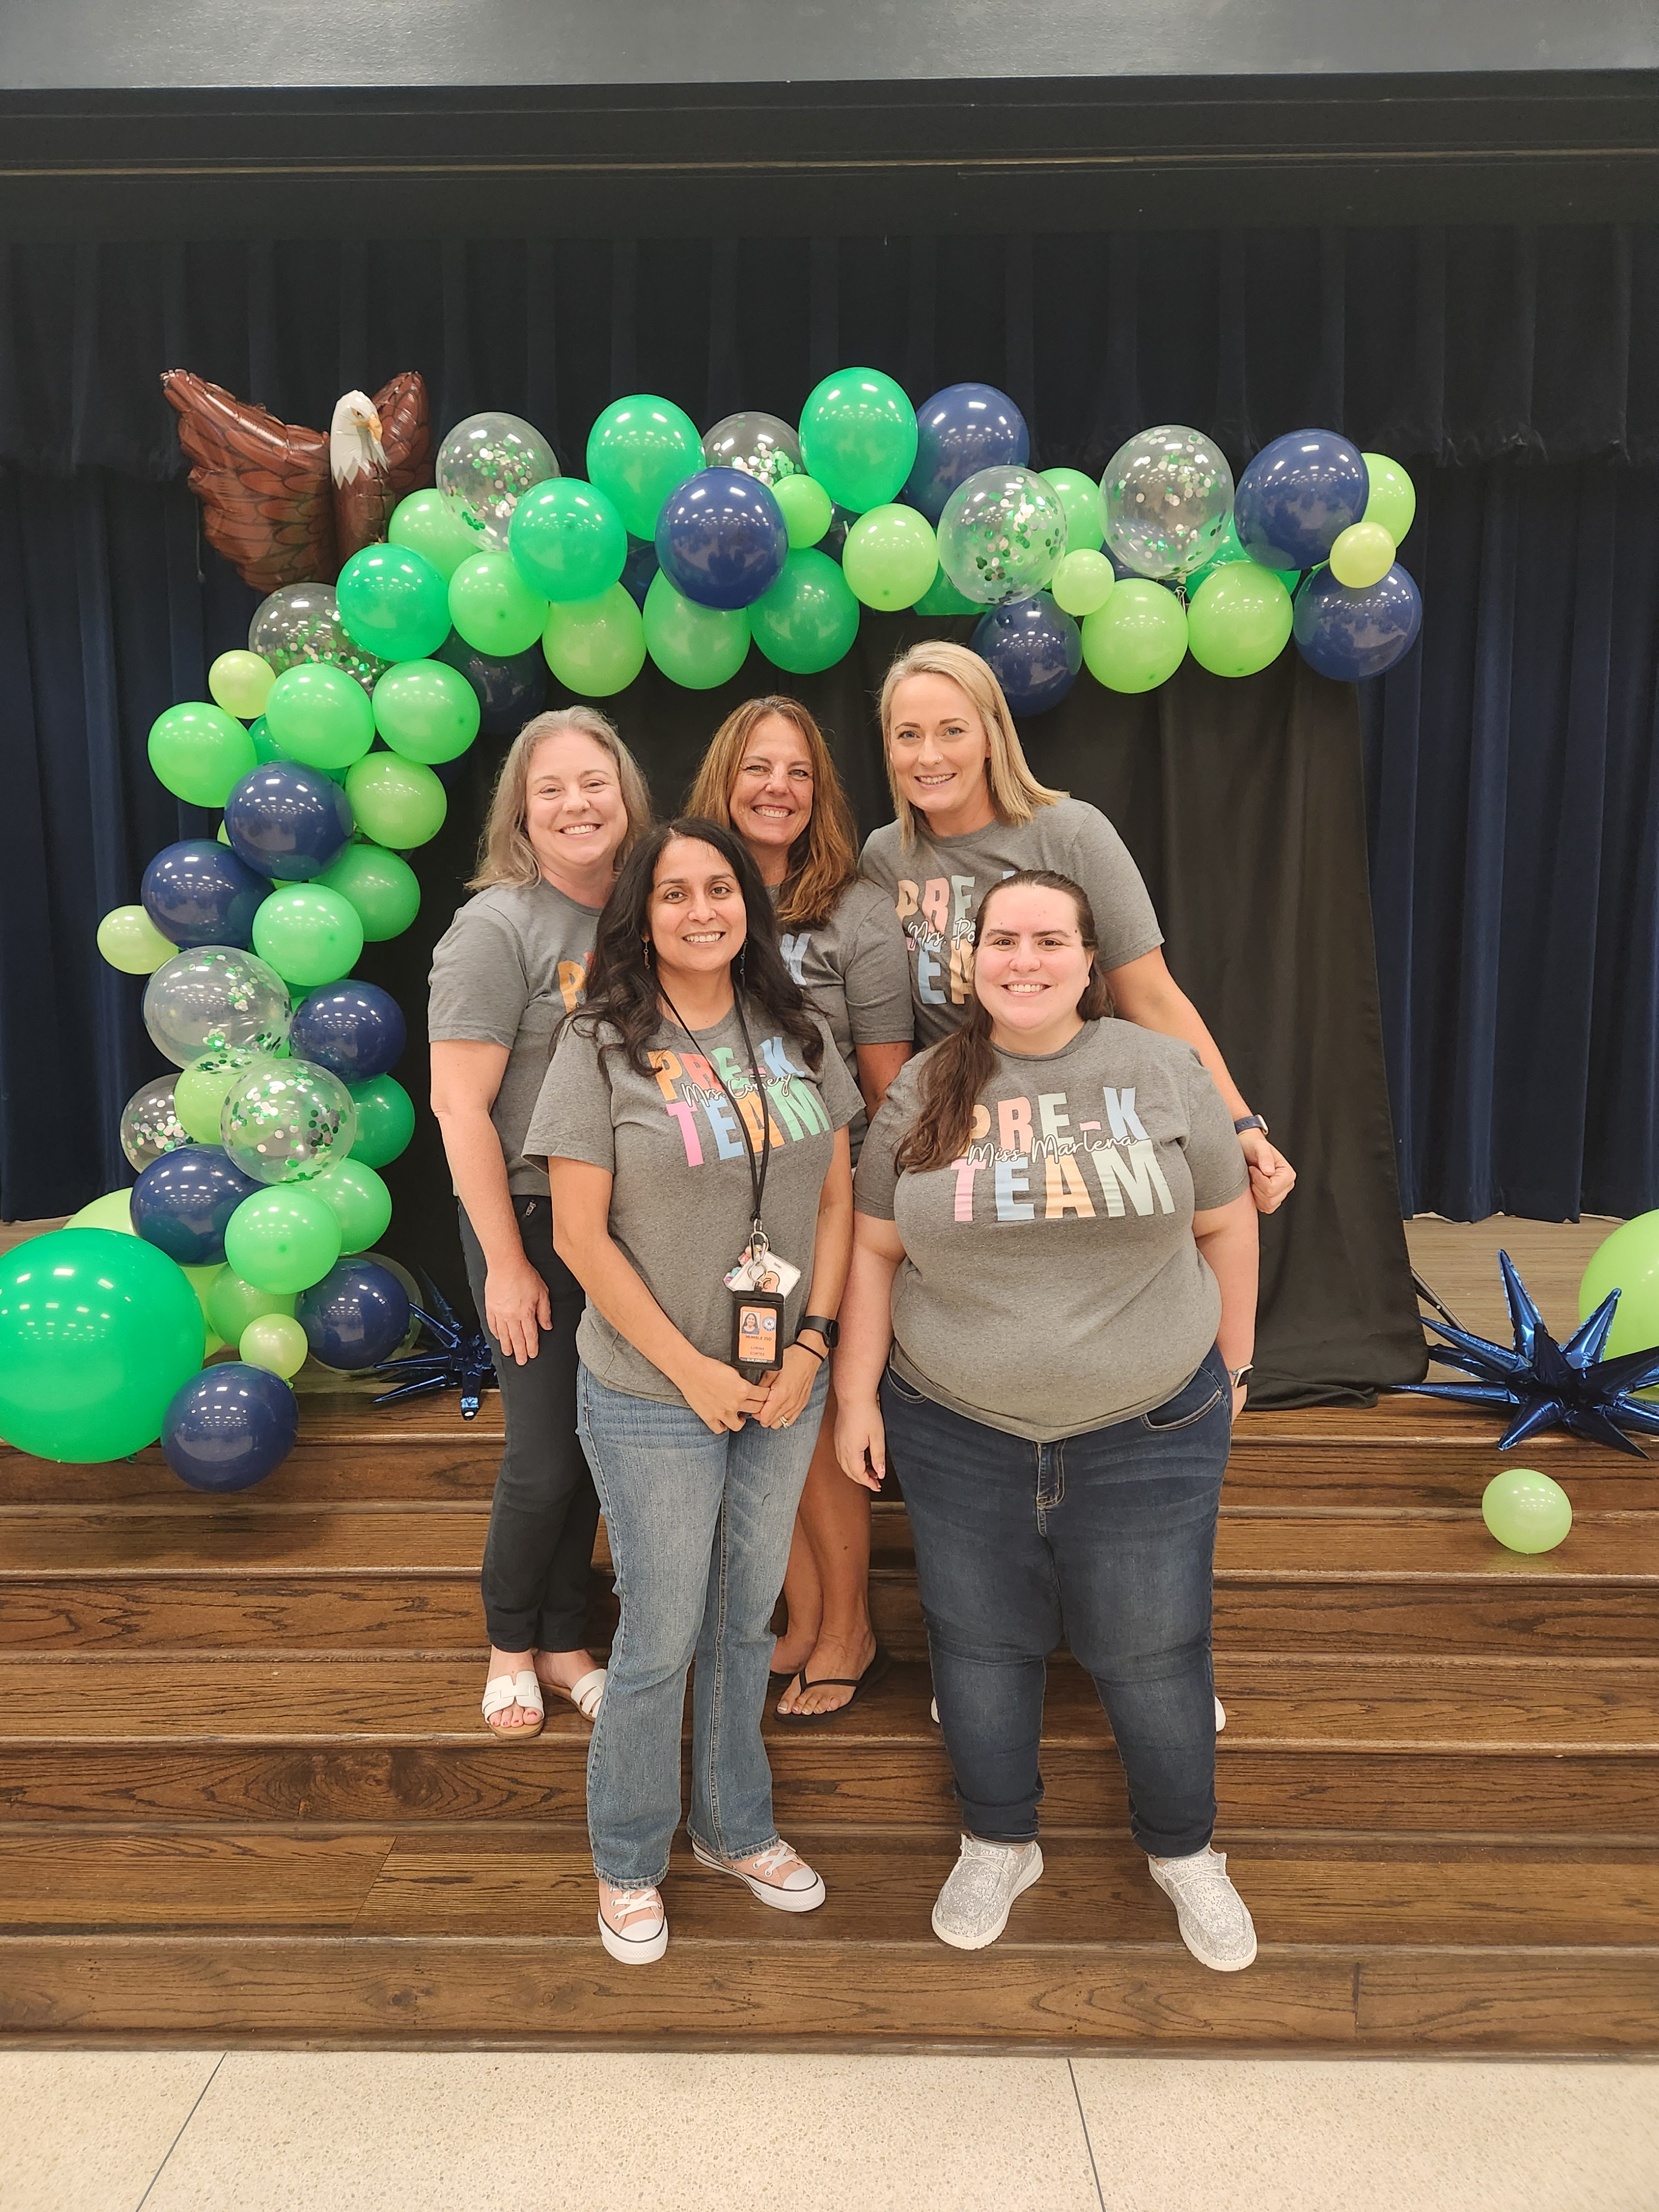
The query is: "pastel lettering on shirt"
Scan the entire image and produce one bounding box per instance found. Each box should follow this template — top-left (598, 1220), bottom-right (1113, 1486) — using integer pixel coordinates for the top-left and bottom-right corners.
top-left (557, 959), bottom-right (588, 1013)
top-left (994, 1156), bottom-right (1034, 1222)
top-left (664, 1100), bottom-right (704, 1164)
top-left (649, 1048), bottom-right (684, 1102)
top-left (1037, 1092), bottom-right (1072, 1146)
top-left (770, 1074), bottom-right (832, 1140)
top-left (760, 1035), bottom-right (809, 1083)
top-left (1044, 1154), bottom-right (1095, 1219)
top-left (779, 932), bottom-right (811, 985)
top-left (947, 935), bottom-right (975, 1004)
top-left (702, 1092), bottom-right (748, 1160)
top-left (919, 877), bottom-right (951, 936)
top-left (916, 944), bottom-right (946, 1005)
top-left (997, 1096), bottom-right (1033, 1156)
top-left (894, 879), bottom-right (920, 921)
top-left (952, 1151), bottom-right (991, 1221)
top-left (951, 875), bottom-right (976, 928)
top-left (1087, 1136), bottom-right (1175, 1218)
top-left (1102, 1087), bottom-right (1150, 1142)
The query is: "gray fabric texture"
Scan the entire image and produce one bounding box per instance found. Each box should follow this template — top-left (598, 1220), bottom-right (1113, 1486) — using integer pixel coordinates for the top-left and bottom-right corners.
top-left (772, 876), bottom-right (914, 1160)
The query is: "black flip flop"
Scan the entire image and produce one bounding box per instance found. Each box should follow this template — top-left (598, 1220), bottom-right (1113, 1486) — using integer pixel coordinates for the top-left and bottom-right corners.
top-left (774, 1646), bottom-right (893, 1724)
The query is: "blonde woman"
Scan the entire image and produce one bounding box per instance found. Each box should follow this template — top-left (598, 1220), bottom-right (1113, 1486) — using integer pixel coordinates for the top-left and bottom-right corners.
top-left (860, 640), bottom-right (1296, 1215)
top-left (687, 698), bottom-right (912, 1719)
top-left (429, 708), bottom-right (652, 1740)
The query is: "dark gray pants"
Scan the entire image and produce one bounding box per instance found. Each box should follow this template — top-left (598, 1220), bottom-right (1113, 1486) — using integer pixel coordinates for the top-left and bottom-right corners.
top-left (460, 1197), bottom-right (601, 1653)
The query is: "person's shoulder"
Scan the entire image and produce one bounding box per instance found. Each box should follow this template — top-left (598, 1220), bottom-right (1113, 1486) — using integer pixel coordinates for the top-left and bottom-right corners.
top-left (446, 881), bottom-right (540, 938)
top-left (1089, 1016), bottom-right (1203, 1074)
top-left (859, 822), bottom-right (905, 878)
top-left (834, 875), bottom-right (899, 930)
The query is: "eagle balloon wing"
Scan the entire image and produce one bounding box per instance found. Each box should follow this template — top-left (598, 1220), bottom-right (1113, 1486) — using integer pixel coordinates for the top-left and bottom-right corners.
top-left (161, 370), bottom-right (336, 589)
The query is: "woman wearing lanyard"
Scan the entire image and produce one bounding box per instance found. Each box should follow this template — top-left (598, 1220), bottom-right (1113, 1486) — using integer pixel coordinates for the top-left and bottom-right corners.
top-left (687, 698), bottom-right (913, 1720)
top-left (859, 639), bottom-right (1296, 1217)
top-left (429, 707), bottom-right (651, 1741)
top-left (528, 818), bottom-right (861, 1964)
top-left (838, 869), bottom-right (1260, 1969)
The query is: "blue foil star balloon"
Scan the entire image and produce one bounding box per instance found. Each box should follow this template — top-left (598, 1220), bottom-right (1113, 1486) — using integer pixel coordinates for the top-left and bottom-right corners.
top-left (372, 1275), bottom-right (498, 1421)
top-left (1399, 1249), bottom-right (1659, 1457)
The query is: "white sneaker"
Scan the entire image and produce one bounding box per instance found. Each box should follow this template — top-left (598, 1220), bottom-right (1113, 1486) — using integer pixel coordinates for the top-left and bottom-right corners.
top-left (691, 1835), bottom-right (826, 1913)
top-left (931, 1834), bottom-right (1044, 1950)
top-left (596, 1881), bottom-right (667, 1965)
top-left (1215, 1695), bottom-right (1226, 1732)
top-left (1149, 1847), bottom-right (1257, 1971)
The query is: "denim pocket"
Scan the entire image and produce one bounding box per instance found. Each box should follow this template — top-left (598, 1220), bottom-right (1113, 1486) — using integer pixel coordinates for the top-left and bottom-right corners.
top-left (882, 1361), bottom-right (927, 1405)
top-left (1141, 1363), bottom-right (1225, 1432)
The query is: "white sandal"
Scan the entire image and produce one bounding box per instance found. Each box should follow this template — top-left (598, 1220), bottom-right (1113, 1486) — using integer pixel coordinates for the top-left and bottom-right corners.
top-left (545, 1666), bottom-right (606, 1721)
top-left (481, 1668), bottom-right (545, 1739)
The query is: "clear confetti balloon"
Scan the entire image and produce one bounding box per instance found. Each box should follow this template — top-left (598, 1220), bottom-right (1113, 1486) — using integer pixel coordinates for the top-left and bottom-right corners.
top-left (143, 947), bottom-right (291, 1070)
top-left (220, 1056), bottom-right (358, 1186)
top-left (936, 466), bottom-right (1070, 607)
top-left (119, 1076), bottom-right (190, 1172)
top-left (248, 583), bottom-right (389, 696)
top-left (701, 411), bottom-right (802, 488)
top-left (1101, 425), bottom-right (1234, 581)
top-left (436, 412), bottom-right (559, 551)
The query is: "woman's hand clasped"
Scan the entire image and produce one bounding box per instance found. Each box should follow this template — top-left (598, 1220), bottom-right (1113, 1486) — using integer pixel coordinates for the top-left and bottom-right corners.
top-left (483, 1251), bottom-right (553, 1366)
top-left (834, 1396), bottom-right (886, 1491)
top-left (682, 1355), bottom-right (771, 1435)
top-left (753, 1344), bottom-right (823, 1431)
top-left (1239, 1128), bottom-right (1296, 1214)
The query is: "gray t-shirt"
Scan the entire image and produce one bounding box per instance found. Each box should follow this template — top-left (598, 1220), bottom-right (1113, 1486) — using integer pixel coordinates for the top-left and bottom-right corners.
top-left (526, 1000), bottom-right (863, 1406)
top-left (855, 1019), bottom-right (1248, 1442)
top-left (860, 796), bottom-right (1164, 1052)
top-left (427, 879), bottom-right (602, 1194)
top-left (771, 877), bottom-right (914, 1161)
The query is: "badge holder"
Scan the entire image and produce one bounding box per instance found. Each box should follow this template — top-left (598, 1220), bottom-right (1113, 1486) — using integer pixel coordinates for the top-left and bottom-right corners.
top-left (730, 1227), bottom-right (786, 1379)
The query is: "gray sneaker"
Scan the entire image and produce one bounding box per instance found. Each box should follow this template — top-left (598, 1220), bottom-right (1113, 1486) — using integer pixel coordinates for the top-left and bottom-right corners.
top-left (1149, 1846), bottom-right (1257, 1971)
top-left (931, 1834), bottom-right (1043, 1950)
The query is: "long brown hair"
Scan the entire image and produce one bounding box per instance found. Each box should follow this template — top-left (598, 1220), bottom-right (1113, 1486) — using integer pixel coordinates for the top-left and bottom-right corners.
top-left (469, 706), bottom-right (652, 891)
top-left (685, 695), bottom-right (859, 930)
top-left (878, 640), bottom-right (1067, 849)
top-left (894, 870), bottom-right (1113, 1175)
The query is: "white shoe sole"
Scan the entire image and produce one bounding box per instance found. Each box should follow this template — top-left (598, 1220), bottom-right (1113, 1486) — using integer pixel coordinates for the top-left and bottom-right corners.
top-left (1148, 1863), bottom-right (1257, 1973)
top-left (596, 1909), bottom-right (667, 1965)
top-left (690, 1839), bottom-right (826, 1913)
top-left (1215, 1695), bottom-right (1226, 1732)
top-left (931, 1846), bottom-right (1044, 1952)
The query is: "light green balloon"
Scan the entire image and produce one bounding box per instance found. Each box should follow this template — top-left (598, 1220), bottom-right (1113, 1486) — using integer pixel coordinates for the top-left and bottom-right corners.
top-left (1186, 566), bottom-right (1293, 679)
top-left (223, 1188), bottom-right (342, 1295)
top-left (841, 505), bottom-right (938, 612)
top-left (773, 473), bottom-right (833, 550)
top-left (263, 664), bottom-right (375, 775)
top-left (206, 1267), bottom-right (295, 1344)
top-left (209, 650), bottom-right (275, 720)
top-left (174, 1046), bottom-right (269, 1144)
top-left (1481, 1468), bottom-right (1572, 1554)
top-left (1042, 467), bottom-right (1106, 554)
top-left (66, 1189), bottom-right (137, 1235)
top-left (98, 905), bottom-right (176, 975)
top-left (371, 660), bottom-right (481, 764)
top-left (542, 584), bottom-right (648, 698)
top-left (344, 754), bottom-right (448, 851)
top-left (1329, 521), bottom-right (1396, 591)
top-left (309, 1158), bottom-right (393, 1254)
top-left (314, 842), bottom-right (421, 941)
top-left (251, 884), bottom-right (365, 989)
top-left (448, 551), bottom-right (549, 656)
top-left (1579, 1212), bottom-right (1659, 1366)
top-left (641, 571), bottom-right (750, 690)
top-left (147, 701), bottom-right (257, 808)
top-left (347, 1075), bottom-right (416, 1168)
top-left (911, 565), bottom-right (978, 617)
top-left (797, 369), bottom-right (917, 515)
top-left (586, 395), bottom-right (704, 539)
top-left (749, 550), bottom-right (861, 675)
top-left (240, 1312), bottom-right (310, 1380)
top-left (1051, 549), bottom-right (1115, 619)
top-left (389, 487), bottom-right (479, 582)
top-left (1081, 581), bottom-right (1189, 693)
top-left (1361, 453), bottom-right (1417, 546)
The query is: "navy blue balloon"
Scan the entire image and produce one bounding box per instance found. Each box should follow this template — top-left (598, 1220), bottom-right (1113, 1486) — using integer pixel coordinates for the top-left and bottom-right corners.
top-left (434, 630), bottom-right (549, 738)
top-left (289, 980), bottom-right (406, 1082)
top-left (131, 1144), bottom-right (260, 1266)
top-left (1293, 562), bottom-right (1423, 681)
top-left (296, 1260), bottom-right (411, 1370)
top-left (140, 839), bottom-right (269, 950)
top-left (620, 534), bottom-right (660, 609)
top-left (971, 593), bottom-right (1083, 714)
top-left (904, 383), bottom-right (1030, 526)
top-left (161, 1362), bottom-right (299, 1493)
top-left (224, 762), bottom-right (353, 883)
top-left (1234, 430), bottom-right (1370, 572)
top-left (655, 467), bottom-right (788, 611)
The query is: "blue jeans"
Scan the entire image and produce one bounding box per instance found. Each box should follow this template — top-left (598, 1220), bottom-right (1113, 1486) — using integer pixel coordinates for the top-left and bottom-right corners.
top-left (575, 1360), bottom-right (831, 1887)
top-left (882, 1345), bottom-right (1231, 1860)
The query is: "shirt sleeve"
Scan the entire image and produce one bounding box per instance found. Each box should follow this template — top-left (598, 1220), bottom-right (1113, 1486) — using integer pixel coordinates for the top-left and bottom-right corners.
top-left (843, 893), bottom-right (915, 1048)
top-left (523, 1022), bottom-right (617, 1172)
top-left (1177, 1049), bottom-right (1250, 1211)
top-left (852, 1063), bottom-right (916, 1219)
top-left (810, 1014), bottom-right (866, 1133)
top-left (1067, 807), bottom-right (1165, 973)
top-left (427, 901), bottom-right (529, 1048)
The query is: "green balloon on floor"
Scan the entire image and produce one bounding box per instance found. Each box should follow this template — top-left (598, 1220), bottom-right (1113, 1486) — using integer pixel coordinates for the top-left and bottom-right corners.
top-left (1578, 1212), bottom-right (1659, 1364)
top-left (1481, 1468), bottom-right (1572, 1554)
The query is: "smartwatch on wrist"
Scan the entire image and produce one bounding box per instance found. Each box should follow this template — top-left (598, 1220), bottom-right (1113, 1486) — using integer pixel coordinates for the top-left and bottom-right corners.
top-left (795, 1314), bottom-right (839, 1352)
top-left (1234, 1115), bottom-right (1269, 1136)
top-left (1228, 1363), bottom-right (1254, 1390)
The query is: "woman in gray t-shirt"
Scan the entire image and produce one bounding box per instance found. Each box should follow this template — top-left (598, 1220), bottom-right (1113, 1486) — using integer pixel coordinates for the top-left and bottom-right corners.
top-left (687, 697), bottom-right (913, 1724)
top-left (839, 868), bottom-right (1262, 1972)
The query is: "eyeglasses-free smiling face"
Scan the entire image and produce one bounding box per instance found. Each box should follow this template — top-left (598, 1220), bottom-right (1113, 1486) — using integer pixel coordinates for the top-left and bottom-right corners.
top-left (647, 836), bottom-right (749, 985)
top-left (729, 713), bottom-right (814, 878)
top-left (525, 731), bottom-right (630, 896)
top-left (886, 671), bottom-right (994, 836)
top-left (973, 884), bottom-right (1094, 1052)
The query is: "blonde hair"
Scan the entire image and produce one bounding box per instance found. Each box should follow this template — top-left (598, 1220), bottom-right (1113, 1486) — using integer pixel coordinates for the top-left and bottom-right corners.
top-left (878, 640), bottom-right (1066, 847)
top-left (469, 707), bottom-right (653, 891)
top-left (685, 695), bottom-right (860, 931)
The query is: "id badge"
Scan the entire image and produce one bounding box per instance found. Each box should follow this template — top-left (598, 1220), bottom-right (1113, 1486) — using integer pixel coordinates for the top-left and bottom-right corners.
top-left (731, 1288), bottom-right (786, 1379)
top-left (723, 1246), bottom-right (802, 1296)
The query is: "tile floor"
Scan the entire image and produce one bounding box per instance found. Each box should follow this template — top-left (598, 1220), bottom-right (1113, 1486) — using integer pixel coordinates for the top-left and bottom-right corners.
top-left (4, 2051), bottom-right (1655, 2211)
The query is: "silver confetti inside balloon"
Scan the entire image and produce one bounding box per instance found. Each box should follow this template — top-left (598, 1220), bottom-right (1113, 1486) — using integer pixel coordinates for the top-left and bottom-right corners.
top-left (143, 947), bottom-right (291, 1070)
top-left (436, 412), bottom-right (560, 550)
top-left (248, 582), bottom-right (389, 696)
top-left (1101, 426), bottom-right (1235, 582)
top-left (936, 466), bottom-right (1070, 607)
top-left (118, 1076), bottom-right (190, 1172)
top-left (701, 410), bottom-right (803, 488)
top-left (220, 1056), bottom-right (357, 1185)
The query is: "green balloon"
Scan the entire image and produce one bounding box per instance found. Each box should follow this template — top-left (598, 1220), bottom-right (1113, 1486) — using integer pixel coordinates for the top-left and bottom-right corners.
top-left (911, 565), bottom-right (979, 617)
top-left (309, 1157), bottom-right (393, 1253)
top-left (0, 1228), bottom-right (205, 1462)
top-left (252, 884), bottom-right (365, 989)
top-left (314, 841), bottom-right (421, 941)
top-left (1361, 453), bottom-right (1417, 546)
top-left (749, 550), bottom-right (861, 675)
top-left (447, 550), bottom-right (549, 656)
top-left (773, 473), bottom-right (833, 550)
top-left (842, 505), bottom-right (938, 611)
top-left (509, 478), bottom-right (628, 603)
top-left (1578, 1212), bottom-right (1659, 1366)
top-left (1186, 566), bottom-right (1293, 679)
top-left (347, 1074), bottom-right (416, 1168)
top-left (97, 904), bottom-right (176, 976)
top-left (206, 1266), bottom-right (296, 1344)
top-left (585, 395), bottom-right (704, 539)
top-left (247, 714), bottom-right (289, 764)
top-left (336, 545), bottom-right (452, 664)
top-left (542, 584), bottom-right (648, 698)
top-left (641, 571), bottom-right (751, 690)
top-left (223, 1187), bottom-right (342, 1295)
top-left (1081, 580), bottom-right (1190, 693)
top-left (797, 368), bottom-right (918, 515)
top-left (1184, 512), bottom-right (1298, 597)
top-left (1051, 549), bottom-right (1116, 619)
top-left (66, 1189), bottom-right (137, 1235)
top-left (371, 660), bottom-right (481, 764)
top-left (263, 663), bottom-right (375, 775)
top-left (147, 701), bottom-right (257, 808)
top-left (1481, 1467), bottom-right (1572, 1554)
top-left (175, 1046), bottom-right (269, 1143)
top-left (1042, 467), bottom-right (1106, 554)
top-left (389, 487), bottom-right (479, 582)
top-left (344, 754), bottom-right (447, 851)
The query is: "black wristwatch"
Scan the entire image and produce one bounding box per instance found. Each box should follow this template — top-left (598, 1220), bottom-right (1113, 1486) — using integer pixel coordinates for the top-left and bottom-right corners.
top-left (795, 1314), bottom-right (840, 1352)
top-left (1234, 1114), bottom-right (1269, 1136)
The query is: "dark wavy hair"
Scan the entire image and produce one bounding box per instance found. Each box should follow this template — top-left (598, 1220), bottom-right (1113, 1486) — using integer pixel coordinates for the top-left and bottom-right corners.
top-left (571, 816), bottom-right (825, 1078)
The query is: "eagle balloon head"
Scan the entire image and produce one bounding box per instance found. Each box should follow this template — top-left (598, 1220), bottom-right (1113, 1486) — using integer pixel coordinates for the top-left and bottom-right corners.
top-left (330, 390), bottom-right (387, 483)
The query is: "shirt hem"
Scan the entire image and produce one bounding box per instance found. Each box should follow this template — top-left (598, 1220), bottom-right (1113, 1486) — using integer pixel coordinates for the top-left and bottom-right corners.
top-left (889, 1344), bottom-right (1207, 1443)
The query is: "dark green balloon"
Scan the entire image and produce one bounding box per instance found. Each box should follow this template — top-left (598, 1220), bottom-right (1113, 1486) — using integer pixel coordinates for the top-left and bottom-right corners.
top-left (749, 550), bottom-right (861, 675)
top-left (347, 1074), bottom-right (416, 1167)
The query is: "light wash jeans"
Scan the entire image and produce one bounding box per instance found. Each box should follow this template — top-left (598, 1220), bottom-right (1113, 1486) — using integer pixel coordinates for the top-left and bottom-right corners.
top-left (575, 1359), bottom-right (830, 1887)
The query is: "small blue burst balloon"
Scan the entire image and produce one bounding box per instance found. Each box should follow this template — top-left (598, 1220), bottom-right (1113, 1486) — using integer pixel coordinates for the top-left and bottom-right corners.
top-left (297, 1259), bottom-right (411, 1370)
top-left (432, 629), bottom-right (549, 737)
top-left (656, 467), bottom-right (789, 611)
top-left (131, 1143), bottom-right (261, 1266)
top-left (224, 762), bottom-right (354, 883)
top-left (1234, 429), bottom-right (1369, 571)
top-left (971, 593), bottom-right (1083, 714)
top-left (288, 981), bottom-right (407, 1083)
top-left (141, 839), bottom-right (270, 950)
top-left (161, 1361), bottom-right (299, 1492)
top-left (1293, 563), bottom-right (1422, 681)
top-left (903, 383), bottom-right (1030, 526)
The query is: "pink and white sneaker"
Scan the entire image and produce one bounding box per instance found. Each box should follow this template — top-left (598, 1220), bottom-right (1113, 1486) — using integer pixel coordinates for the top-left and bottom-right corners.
top-left (691, 1835), bottom-right (826, 1912)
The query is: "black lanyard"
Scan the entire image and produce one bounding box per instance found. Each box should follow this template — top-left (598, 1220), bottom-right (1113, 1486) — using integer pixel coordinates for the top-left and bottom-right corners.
top-left (658, 985), bottom-right (773, 1252)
